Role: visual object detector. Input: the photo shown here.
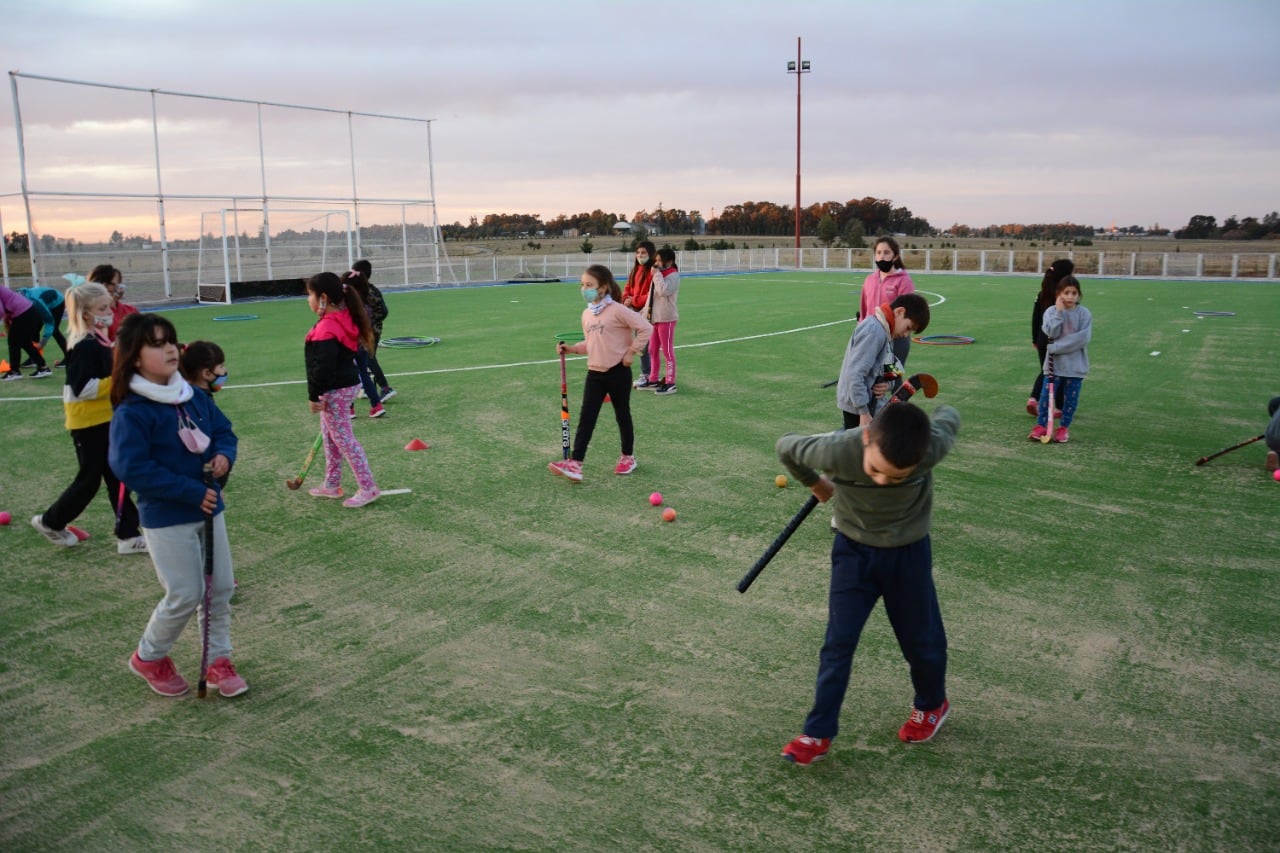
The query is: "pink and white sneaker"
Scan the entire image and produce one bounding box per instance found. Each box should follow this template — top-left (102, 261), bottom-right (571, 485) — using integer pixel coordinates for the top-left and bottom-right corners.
top-left (343, 489), bottom-right (380, 508)
top-left (614, 455), bottom-right (637, 475)
top-left (1052, 427), bottom-right (1070, 443)
top-left (309, 485), bottom-right (343, 498)
top-left (1028, 425), bottom-right (1048, 441)
top-left (548, 459), bottom-right (583, 482)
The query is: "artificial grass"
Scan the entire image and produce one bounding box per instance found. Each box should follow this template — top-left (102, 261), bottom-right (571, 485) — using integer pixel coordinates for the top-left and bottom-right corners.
top-left (0, 272), bottom-right (1277, 850)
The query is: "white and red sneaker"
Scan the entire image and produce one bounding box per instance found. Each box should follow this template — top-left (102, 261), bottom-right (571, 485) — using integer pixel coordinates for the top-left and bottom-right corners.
top-left (614, 455), bottom-right (637, 475)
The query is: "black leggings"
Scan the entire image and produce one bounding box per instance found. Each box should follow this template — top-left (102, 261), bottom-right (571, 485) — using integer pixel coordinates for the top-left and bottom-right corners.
top-left (42, 422), bottom-right (142, 539)
top-left (572, 362), bottom-right (635, 462)
top-left (6, 307), bottom-right (47, 370)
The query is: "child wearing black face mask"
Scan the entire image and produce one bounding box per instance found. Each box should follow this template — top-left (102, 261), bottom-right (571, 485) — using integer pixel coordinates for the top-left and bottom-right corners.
top-left (859, 236), bottom-right (917, 366)
top-left (180, 340), bottom-right (234, 488)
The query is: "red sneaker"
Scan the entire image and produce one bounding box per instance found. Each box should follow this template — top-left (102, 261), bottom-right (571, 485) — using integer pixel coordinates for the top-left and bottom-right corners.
top-left (614, 454), bottom-right (637, 475)
top-left (129, 651), bottom-right (190, 697)
top-left (1028, 425), bottom-right (1048, 441)
top-left (1052, 427), bottom-right (1070, 443)
top-left (1025, 397), bottom-right (1038, 416)
top-left (899, 700), bottom-right (950, 743)
top-left (205, 657), bottom-right (249, 697)
top-left (781, 734), bottom-right (831, 766)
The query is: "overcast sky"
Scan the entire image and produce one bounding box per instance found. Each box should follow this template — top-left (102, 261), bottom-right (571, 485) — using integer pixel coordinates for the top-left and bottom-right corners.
top-left (3, 0), bottom-right (1278, 241)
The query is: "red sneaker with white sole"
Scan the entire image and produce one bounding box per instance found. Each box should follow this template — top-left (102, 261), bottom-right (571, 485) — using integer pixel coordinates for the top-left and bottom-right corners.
top-left (129, 651), bottom-right (190, 697)
top-left (899, 699), bottom-right (950, 743)
top-left (782, 734), bottom-right (831, 766)
top-left (205, 657), bottom-right (249, 697)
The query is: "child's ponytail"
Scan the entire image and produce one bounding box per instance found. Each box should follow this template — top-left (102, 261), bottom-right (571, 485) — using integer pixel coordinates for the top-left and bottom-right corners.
top-left (307, 271), bottom-right (376, 351)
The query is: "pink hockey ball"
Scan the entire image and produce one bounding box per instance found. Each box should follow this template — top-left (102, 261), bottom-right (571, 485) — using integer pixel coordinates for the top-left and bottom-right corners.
top-left (649, 492), bottom-right (663, 506)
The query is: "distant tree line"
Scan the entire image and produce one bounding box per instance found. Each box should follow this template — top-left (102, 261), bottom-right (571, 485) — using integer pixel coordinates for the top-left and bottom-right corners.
top-left (6, 206), bottom-right (1277, 254)
top-left (1174, 212), bottom-right (1280, 240)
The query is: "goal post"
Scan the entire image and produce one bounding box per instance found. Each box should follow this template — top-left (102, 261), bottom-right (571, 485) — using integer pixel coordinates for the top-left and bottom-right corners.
top-left (196, 208), bottom-right (353, 304)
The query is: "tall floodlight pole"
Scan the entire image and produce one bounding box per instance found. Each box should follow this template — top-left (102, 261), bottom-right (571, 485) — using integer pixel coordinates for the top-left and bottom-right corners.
top-left (786, 39), bottom-right (811, 252)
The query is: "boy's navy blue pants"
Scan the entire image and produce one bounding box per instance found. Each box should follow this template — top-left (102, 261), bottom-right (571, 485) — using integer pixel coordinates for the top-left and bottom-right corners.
top-left (804, 532), bottom-right (947, 739)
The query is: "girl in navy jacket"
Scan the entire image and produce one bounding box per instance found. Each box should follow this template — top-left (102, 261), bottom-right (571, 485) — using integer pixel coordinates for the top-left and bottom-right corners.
top-left (109, 313), bottom-right (245, 699)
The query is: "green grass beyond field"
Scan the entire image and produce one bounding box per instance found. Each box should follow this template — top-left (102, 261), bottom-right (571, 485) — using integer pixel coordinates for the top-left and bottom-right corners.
top-left (1, 272), bottom-right (1277, 850)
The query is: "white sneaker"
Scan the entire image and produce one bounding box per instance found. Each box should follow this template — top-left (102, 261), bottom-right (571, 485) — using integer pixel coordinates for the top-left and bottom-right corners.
top-left (117, 535), bottom-right (149, 555)
top-left (32, 514), bottom-right (79, 547)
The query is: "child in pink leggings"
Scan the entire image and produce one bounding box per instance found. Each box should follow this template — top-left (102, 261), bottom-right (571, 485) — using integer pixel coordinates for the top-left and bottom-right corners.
top-left (303, 272), bottom-right (380, 508)
top-left (645, 247), bottom-right (680, 395)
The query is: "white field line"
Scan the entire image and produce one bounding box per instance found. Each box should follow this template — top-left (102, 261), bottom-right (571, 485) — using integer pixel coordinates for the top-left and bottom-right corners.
top-left (0, 291), bottom-right (944, 402)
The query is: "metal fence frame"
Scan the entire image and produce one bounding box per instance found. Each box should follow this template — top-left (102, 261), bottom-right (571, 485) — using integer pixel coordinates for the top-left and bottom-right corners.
top-left (5, 71), bottom-right (450, 300)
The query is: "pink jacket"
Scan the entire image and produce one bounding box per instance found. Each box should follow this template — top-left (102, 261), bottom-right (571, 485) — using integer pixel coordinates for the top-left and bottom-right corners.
top-left (564, 301), bottom-right (652, 372)
top-left (858, 268), bottom-right (915, 320)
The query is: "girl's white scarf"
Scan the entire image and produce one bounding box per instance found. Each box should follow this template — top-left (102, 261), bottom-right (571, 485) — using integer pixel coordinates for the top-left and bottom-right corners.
top-left (588, 294), bottom-right (615, 316)
top-left (129, 371), bottom-right (194, 405)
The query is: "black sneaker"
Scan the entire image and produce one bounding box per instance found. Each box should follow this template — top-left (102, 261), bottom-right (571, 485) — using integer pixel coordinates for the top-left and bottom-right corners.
top-left (32, 367), bottom-right (53, 379)
top-left (53, 359), bottom-right (66, 368)
top-left (634, 378), bottom-right (657, 390)
top-left (2, 371), bottom-right (22, 381)
top-left (654, 383), bottom-right (677, 395)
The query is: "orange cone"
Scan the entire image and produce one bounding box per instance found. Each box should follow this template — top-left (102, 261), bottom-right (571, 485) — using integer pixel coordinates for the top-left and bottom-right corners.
top-left (0, 360), bottom-right (8, 372)
top-left (404, 438), bottom-right (430, 451)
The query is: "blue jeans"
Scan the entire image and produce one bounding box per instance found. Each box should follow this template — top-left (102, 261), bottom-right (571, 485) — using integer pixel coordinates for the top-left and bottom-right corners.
top-left (355, 346), bottom-right (382, 406)
top-left (1038, 376), bottom-right (1082, 428)
top-left (803, 533), bottom-right (947, 739)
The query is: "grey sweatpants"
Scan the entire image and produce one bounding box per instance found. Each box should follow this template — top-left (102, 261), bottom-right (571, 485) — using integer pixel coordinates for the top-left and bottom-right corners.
top-left (136, 514), bottom-right (235, 663)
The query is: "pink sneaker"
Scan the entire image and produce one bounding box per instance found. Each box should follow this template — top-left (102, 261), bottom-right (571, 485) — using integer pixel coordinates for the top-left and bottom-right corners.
top-left (548, 459), bottom-right (583, 482)
top-left (899, 699), bottom-right (950, 743)
top-left (782, 734), bottom-right (831, 766)
top-left (614, 454), bottom-right (637, 475)
top-left (1026, 397), bottom-right (1038, 416)
top-left (369, 403), bottom-right (386, 418)
top-left (1053, 427), bottom-right (1070, 443)
top-left (205, 657), bottom-right (249, 697)
top-left (129, 651), bottom-right (190, 697)
top-left (309, 485), bottom-right (343, 498)
top-left (343, 488), bottom-right (380, 508)
top-left (1028, 425), bottom-right (1048, 441)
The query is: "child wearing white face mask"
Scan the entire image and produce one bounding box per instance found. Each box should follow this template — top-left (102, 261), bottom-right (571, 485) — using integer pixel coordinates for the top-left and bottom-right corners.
top-left (31, 282), bottom-right (147, 553)
top-left (549, 265), bottom-right (652, 482)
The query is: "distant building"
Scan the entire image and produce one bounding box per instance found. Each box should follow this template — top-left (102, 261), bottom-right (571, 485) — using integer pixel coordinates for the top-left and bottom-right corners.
top-left (612, 221), bottom-right (632, 233)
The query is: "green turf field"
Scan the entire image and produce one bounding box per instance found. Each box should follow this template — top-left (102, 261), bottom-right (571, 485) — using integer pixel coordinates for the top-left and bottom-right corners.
top-left (1, 271), bottom-right (1277, 850)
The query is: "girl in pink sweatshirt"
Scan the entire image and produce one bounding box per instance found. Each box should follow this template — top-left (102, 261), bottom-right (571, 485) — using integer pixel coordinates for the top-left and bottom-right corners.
top-left (549, 265), bottom-right (652, 482)
top-left (859, 236), bottom-right (917, 366)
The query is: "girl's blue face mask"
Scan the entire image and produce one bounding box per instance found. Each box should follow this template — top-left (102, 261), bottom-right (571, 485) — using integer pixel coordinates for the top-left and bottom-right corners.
top-left (211, 373), bottom-right (228, 391)
top-left (582, 288), bottom-right (600, 304)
